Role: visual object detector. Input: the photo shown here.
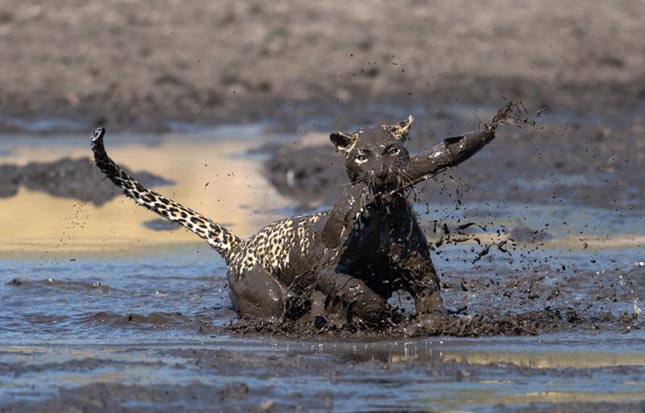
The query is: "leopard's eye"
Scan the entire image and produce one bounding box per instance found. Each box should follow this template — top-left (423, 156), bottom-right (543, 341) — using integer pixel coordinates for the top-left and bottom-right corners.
top-left (386, 147), bottom-right (401, 156)
top-left (355, 154), bottom-right (369, 164)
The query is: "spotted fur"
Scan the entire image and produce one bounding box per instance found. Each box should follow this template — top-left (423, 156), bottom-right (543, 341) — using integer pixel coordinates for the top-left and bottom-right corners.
top-left (92, 128), bottom-right (240, 261)
top-left (228, 212), bottom-right (327, 276)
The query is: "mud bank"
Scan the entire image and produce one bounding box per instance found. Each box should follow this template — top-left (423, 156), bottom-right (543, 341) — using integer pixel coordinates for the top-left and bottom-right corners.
top-left (0, 157), bottom-right (172, 204)
top-left (1, 1), bottom-right (644, 132)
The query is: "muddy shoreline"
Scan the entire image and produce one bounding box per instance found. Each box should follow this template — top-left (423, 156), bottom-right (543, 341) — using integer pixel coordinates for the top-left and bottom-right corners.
top-left (1, 1), bottom-right (644, 132)
top-left (0, 157), bottom-right (172, 204)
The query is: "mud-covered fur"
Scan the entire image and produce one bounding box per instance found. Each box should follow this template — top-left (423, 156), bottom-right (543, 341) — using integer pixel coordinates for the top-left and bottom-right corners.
top-left (92, 116), bottom-right (497, 328)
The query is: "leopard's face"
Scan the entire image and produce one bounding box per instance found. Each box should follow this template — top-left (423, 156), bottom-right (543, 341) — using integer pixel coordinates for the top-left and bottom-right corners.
top-left (330, 116), bottom-right (413, 192)
top-left (343, 127), bottom-right (410, 190)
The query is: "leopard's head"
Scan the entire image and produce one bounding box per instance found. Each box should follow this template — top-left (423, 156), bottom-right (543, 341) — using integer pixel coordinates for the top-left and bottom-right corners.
top-left (330, 116), bottom-right (413, 191)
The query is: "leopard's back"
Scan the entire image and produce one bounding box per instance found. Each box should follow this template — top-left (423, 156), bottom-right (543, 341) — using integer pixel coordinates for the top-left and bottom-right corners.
top-left (227, 211), bottom-right (331, 278)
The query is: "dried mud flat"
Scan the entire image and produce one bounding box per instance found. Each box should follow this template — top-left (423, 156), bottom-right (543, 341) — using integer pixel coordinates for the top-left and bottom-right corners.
top-left (0, 0), bottom-right (644, 131)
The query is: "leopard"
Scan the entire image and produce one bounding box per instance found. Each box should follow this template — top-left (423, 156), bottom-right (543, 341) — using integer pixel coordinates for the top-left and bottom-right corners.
top-left (91, 111), bottom-right (505, 329)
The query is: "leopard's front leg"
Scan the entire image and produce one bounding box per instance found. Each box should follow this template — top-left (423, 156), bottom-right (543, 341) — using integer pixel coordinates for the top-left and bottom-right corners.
top-left (390, 245), bottom-right (445, 315)
top-left (401, 128), bottom-right (496, 185)
top-left (315, 270), bottom-right (392, 328)
top-left (400, 101), bottom-right (522, 187)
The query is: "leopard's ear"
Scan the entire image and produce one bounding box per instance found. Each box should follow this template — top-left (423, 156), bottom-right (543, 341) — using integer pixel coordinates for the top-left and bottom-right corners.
top-left (384, 115), bottom-right (414, 140)
top-left (330, 131), bottom-right (358, 153)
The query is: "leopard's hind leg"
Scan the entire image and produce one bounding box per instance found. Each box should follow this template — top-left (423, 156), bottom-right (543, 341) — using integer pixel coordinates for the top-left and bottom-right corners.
top-left (228, 264), bottom-right (286, 322)
top-left (91, 127), bottom-right (240, 264)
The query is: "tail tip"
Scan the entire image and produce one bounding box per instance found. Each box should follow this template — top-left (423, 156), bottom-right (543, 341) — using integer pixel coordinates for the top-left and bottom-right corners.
top-left (92, 127), bottom-right (105, 143)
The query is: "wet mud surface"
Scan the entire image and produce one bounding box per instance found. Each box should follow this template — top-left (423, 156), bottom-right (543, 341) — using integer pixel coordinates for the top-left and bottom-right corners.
top-left (226, 259), bottom-right (643, 338)
top-left (0, 157), bottom-right (172, 205)
top-left (0, 125), bottom-right (643, 411)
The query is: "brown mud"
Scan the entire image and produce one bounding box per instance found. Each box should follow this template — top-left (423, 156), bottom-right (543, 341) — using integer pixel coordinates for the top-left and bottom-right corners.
top-left (1, 1), bottom-right (644, 132)
top-left (223, 264), bottom-right (643, 338)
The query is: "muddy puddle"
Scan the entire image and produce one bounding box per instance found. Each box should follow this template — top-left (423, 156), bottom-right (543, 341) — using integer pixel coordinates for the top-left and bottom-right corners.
top-left (0, 120), bottom-right (643, 412)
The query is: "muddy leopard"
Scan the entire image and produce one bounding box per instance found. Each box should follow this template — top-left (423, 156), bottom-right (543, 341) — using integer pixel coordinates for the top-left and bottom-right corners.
top-left (92, 115), bottom-right (501, 328)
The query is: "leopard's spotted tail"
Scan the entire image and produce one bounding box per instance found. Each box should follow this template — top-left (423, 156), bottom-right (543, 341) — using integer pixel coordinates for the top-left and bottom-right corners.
top-left (91, 127), bottom-right (241, 263)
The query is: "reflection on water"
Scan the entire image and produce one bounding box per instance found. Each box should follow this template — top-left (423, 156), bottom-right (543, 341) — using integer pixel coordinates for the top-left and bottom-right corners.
top-left (304, 335), bottom-right (645, 369)
top-left (0, 133), bottom-right (294, 255)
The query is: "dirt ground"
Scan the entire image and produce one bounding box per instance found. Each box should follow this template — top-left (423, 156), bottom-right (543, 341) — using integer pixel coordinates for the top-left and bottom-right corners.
top-left (0, 0), bottom-right (644, 131)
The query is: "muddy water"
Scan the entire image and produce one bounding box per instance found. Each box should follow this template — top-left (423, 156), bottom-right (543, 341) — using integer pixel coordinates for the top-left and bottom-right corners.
top-left (0, 129), bottom-right (643, 412)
